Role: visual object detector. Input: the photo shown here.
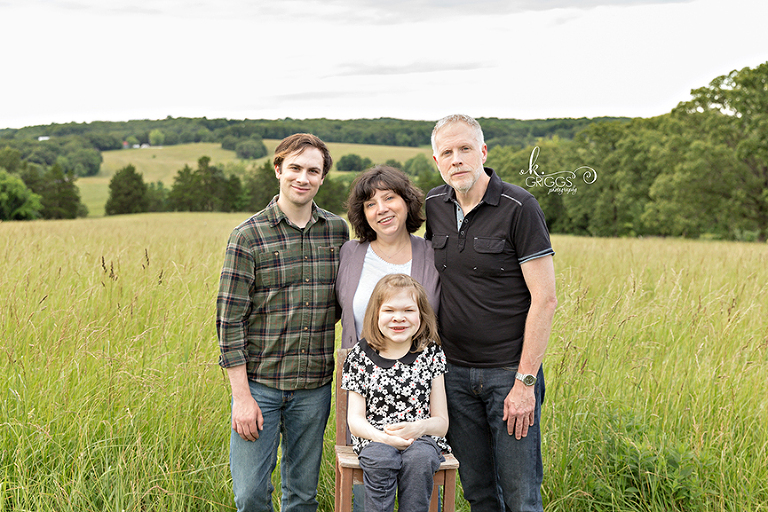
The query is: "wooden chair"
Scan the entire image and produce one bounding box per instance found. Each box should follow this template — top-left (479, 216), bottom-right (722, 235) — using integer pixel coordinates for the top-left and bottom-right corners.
top-left (334, 348), bottom-right (459, 512)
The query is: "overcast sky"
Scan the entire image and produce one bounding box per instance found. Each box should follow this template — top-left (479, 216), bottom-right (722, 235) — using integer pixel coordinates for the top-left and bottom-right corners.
top-left (1, 0), bottom-right (766, 129)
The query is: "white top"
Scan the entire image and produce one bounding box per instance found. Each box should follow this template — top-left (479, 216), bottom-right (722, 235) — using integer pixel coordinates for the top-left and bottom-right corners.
top-left (351, 245), bottom-right (412, 340)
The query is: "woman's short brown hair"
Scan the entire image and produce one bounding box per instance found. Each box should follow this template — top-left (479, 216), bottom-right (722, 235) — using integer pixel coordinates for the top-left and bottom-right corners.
top-left (362, 273), bottom-right (440, 353)
top-left (346, 166), bottom-right (425, 242)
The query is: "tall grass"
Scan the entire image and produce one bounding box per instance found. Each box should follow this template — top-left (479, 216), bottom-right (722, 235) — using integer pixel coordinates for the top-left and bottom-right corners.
top-left (544, 236), bottom-right (768, 511)
top-left (1, 216), bottom-right (766, 511)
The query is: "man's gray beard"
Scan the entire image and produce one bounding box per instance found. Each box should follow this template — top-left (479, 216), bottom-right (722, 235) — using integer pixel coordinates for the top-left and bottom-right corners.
top-left (446, 167), bottom-right (477, 194)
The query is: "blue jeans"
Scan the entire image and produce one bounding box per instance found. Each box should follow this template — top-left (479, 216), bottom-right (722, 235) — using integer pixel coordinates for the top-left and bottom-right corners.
top-left (357, 437), bottom-right (444, 512)
top-left (444, 363), bottom-right (545, 512)
top-left (229, 380), bottom-right (331, 512)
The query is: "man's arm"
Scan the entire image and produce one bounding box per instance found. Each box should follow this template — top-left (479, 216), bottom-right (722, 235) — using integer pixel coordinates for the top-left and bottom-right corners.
top-left (502, 254), bottom-right (557, 439)
top-left (227, 364), bottom-right (264, 441)
top-left (217, 228), bottom-right (263, 441)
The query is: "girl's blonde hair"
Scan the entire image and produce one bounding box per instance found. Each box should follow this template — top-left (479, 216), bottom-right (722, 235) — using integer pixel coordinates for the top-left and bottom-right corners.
top-left (362, 273), bottom-right (440, 353)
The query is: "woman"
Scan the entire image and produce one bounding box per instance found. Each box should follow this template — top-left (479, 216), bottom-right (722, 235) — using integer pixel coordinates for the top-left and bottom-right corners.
top-left (337, 165), bottom-right (439, 349)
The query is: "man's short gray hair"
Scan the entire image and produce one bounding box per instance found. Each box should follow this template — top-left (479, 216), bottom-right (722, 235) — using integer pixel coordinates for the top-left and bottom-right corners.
top-left (431, 114), bottom-right (485, 154)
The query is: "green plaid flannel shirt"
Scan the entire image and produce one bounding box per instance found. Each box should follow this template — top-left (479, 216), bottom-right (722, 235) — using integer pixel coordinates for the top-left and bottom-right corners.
top-left (216, 199), bottom-right (349, 390)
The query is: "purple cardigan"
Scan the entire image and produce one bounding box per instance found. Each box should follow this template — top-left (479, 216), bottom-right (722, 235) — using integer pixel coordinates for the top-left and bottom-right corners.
top-left (335, 235), bottom-right (440, 349)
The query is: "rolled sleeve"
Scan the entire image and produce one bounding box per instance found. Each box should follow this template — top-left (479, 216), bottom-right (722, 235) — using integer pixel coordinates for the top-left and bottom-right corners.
top-left (216, 228), bottom-right (255, 369)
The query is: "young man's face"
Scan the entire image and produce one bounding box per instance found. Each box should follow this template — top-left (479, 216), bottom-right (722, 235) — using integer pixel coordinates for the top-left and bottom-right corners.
top-left (432, 122), bottom-right (488, 195)
top-left (275, 147), bottom-right (325, 208)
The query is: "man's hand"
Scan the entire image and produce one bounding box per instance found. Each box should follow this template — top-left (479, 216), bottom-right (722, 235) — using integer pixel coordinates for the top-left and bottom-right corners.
top-left (502, 383), bottom-right (536, 440)
top-left (231, 396), bottom-right (264, 441)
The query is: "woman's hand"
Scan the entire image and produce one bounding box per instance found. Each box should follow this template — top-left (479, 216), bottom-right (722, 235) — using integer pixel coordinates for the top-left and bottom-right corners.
top-left (383, 421), bottom-right (425, 442)
top-left (377, 430), bottom-right (414, 450)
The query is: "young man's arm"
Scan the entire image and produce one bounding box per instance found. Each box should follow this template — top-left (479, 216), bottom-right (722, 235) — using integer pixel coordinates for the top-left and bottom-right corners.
top-left (227, 365), bottom-right (263, 441)
top-left (218, 228), bottom-right (263, 441)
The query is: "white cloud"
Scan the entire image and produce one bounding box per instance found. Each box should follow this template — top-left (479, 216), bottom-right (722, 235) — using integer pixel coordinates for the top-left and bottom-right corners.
top-left (0, 0), bottom-right (766, 128)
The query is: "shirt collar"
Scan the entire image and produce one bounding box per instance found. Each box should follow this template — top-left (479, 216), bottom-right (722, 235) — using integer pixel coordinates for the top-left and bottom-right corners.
top-left (360, 339), bottom-right (419, 369)
top-left (266, 195), bottom-right (325, 229)
top-left (440, 167), bottom-right (502, 207)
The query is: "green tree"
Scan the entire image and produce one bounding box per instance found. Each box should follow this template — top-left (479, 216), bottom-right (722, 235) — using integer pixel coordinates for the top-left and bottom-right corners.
top-left (222, 174), bottom-right (245, 212)
top-left (0, 169), bottom-right (42, 220)
top-left (670, 62), bottom-right (768, 240)
top-left (167, 157), bottom-right (233, 212)
top-left (69, 147), bottom-right (102, 176)
top-left (235, 139), bottom-right (268, 160)
top-left (337, 154), bottom-right (373, 172)
top-left (146, 181), bottom-right (169, 212)
top-left (105, 164), bottom-right (149, 215)
top-left (221, 135), bottom-right (239, 151)
top-left (314, 175), bottom-right (349, 215)
top-left (0, 146), bottom-right (22, 173)
top-left (384, 159), bottom-right (403, 169)
top-left (36, 163), bottom-right (88, 219)
top-left (243, 160), bottom-right (279, 212)
top-left (487, 139), bottom-right (570, 233)
top-left (402, 154), bottom-right (433, 177)
top-left (149, 129), bottom-right (165, 146)
top-left (167, 164), bottom-right (198, 211)
top-left (85, 132), bottom-right (123, 151)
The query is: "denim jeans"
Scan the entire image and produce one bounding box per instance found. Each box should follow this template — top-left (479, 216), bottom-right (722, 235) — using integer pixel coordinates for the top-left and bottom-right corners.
top-left (444, 363), bottom-right (545, 512)
top-left (229, 380), bottom-right (332, 512)
top-left (357, 437), bottom-right (444, 512)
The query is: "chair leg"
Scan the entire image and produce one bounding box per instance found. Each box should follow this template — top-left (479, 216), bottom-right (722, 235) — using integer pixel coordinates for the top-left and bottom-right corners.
top-left (428, 482), bottom-right (440, 512)
top-left (442, 470), bottom-right (457, 512)
top-left (339, 470), bottom-right (354, 512)
top-left (335, 462), bottom-right (342, 512)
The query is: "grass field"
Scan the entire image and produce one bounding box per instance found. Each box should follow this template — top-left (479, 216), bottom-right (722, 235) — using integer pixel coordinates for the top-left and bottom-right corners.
top-left (79, 141), bottom-right (432, 216)
top-left (2, 214), bottom-right (767, 511)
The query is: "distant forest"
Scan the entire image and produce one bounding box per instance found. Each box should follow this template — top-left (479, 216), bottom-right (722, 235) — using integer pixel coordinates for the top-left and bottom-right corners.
top-left (2, 61), bottom-right (766, 241)
top-left (0, 115), bottom-right (625, 153)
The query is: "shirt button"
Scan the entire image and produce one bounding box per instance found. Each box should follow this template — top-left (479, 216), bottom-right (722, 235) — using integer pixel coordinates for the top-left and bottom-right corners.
top-left (305, 278), bottom-right (310, 282)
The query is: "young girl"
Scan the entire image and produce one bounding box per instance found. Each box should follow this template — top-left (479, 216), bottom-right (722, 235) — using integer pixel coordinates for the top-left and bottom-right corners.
top-left (341, 273), bottom-right (450, 512)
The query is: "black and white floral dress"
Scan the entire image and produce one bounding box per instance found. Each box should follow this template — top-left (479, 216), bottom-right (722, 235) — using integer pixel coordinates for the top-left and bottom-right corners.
top-left (341, 339), bottom-right (451, 455)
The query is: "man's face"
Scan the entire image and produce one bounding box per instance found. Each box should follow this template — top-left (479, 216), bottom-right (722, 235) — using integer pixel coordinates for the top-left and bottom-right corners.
top-left (432, 122), bottom-right (488, 194)
top-left (275, 147), bottom-right (325, 208)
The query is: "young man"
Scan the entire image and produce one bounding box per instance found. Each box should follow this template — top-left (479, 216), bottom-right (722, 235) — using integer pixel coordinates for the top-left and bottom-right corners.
top-left (217, 133), bottom-right (349, 512)
top-left (425, 115), bottom-right (557, 512)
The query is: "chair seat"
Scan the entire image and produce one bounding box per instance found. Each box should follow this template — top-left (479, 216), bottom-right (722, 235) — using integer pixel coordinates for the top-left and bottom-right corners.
top-left (336, 445), bottom-right (459, 470)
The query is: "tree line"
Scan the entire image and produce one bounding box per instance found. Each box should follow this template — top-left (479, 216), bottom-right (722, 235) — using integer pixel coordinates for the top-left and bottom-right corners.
top-left (103, 153), bottom-right (445, 218)
top-left (2, 61), bottom-right (766, 240)
top-left (1, 115), bottom-right (609, 221)
top-left (2, 116), bottom-right (619, 153)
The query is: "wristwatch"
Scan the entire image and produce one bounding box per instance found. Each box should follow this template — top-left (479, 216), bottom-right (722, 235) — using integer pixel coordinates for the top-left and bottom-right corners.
top-left (515, 372), bottom-right (537, 386)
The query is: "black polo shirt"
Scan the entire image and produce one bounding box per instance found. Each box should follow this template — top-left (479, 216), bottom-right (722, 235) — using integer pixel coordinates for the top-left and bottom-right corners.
top-left (425, 168), bottom-right (554, 368)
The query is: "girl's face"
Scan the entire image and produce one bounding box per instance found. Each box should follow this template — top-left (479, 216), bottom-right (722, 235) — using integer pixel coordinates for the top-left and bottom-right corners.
top-left (377, 288), bottom-right (421, 346)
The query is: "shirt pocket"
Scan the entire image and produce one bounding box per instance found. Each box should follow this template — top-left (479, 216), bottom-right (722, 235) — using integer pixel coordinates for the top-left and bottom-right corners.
top-left (257, 249), bottom-right (301, 288)
top-left (472, 236), bottom-right (511, 276)
top-left (430, 234), bottom-right (449, 271)
top-left (313, 245), bottom-right (340, 285)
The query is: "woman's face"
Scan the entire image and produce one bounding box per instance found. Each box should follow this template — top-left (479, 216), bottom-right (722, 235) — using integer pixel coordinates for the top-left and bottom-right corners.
top-left (363, 188), bottom-right (409, 240)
